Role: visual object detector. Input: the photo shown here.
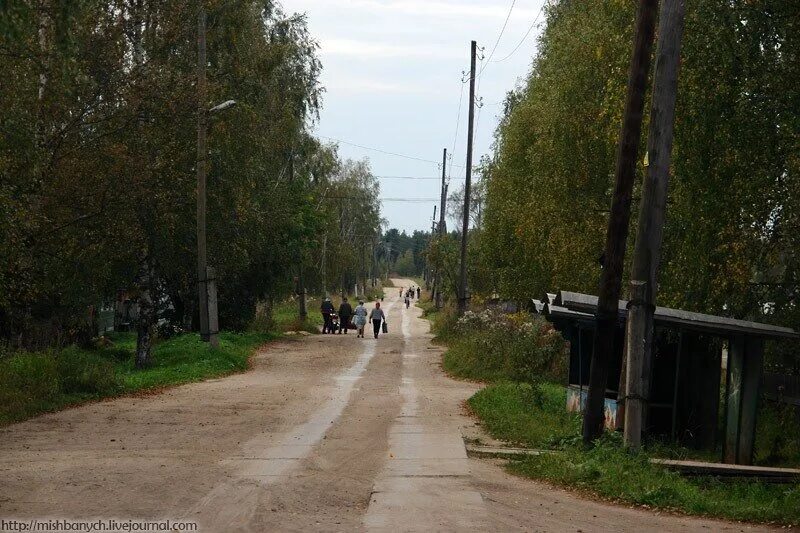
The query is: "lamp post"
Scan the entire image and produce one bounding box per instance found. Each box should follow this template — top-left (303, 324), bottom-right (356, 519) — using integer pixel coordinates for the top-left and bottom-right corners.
top-left (197, 5), bottom-right (235, 348)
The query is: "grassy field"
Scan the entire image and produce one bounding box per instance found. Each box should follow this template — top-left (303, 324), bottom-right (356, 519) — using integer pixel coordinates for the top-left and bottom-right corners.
top-left (437, 310), bottom-right (800, 526)
top-left (0, 331), bottom-right (274, 426)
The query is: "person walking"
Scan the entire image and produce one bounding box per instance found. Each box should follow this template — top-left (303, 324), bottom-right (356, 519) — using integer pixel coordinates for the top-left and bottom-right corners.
top-left (404, 295), bottom-right (410, 309)
top-left (416, 286), bottom-right (421, 299)
top-left (353, 300), bottom-right (368, 338)
top-left (369, 302), bottom-right (386, 339)
top-left (320, 297), bottom-right (335, 334)
top-left (338, 297), bottom-right (353, 334)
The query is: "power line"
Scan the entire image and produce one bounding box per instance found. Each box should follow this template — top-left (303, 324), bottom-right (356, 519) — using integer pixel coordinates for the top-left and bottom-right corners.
top-left (318, 135), bottom-right (440, 164)
top-left (375, 175), bottom-right (466, 181)
top-left (381, 198), bottom-right (440, 202)
top-left (319, 135), bottom-right (466, 169)
top-left (449, 74), bottom-right (467, 179)
top-left (478, 0), bottom-right (516, 77)
top-left (490, 1), bottom-right (546, 63)
top-left (322, 195), bottom-right (440, 202)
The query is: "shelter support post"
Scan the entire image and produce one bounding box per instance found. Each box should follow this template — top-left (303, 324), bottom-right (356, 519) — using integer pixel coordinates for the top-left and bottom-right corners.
top-left (724, 337), bottom-right (763, 465)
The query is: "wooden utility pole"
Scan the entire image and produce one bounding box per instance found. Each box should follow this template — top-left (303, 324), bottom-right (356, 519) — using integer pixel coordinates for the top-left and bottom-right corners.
top-left (582, 0), bottom-right (658, 444)
top-left (427, 206), bottom-right (437, 288)
top-left (624, 0), bottom-right (686, 450)
top-left (434, 148), bottom-right (448, 308)
top-left (458, 40), bottom-right (477, 315)
top-left (321, 234), bottom-right (327, 296)
top-left (196, 5), bottom-right (210, 343)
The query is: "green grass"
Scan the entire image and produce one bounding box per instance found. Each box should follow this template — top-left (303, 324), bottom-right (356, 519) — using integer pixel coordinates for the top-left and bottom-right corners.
top-left (111, 332), bottom-right (274, 391)
top-left (444, 342), bottom-right (509, 382)
top-left (464, 381), bottom-right (800, 526)
top-left (468, 382), bottom-right (580, 448)
top-left (440, 318), bottom-right (800, 526)
top-left (0, 331), bottom-right (273, 426)
top-left (510, 436), bottom-right (800, 525)
top-left (272, 299), bottom-right (322, 334)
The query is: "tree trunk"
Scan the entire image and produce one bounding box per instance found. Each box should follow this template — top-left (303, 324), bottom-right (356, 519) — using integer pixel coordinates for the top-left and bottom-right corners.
top-left (135, 254), bottom-right (156, 369)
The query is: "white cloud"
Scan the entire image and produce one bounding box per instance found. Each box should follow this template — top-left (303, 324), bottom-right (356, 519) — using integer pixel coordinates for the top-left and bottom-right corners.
top-left (320, 38), bottom-right (461, 59)
top-left (323, 76), bottom-right (437, 94)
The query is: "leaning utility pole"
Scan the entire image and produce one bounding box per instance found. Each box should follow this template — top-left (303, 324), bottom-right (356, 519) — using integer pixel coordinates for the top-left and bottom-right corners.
top-left (196, 5), bottom-right (212, 345)
top-left (582, 0), bottom-right (658, 444)
top-left (457, 40), bottom-right (477, 316)
top-left (624, 0), bottom-right (686, 450)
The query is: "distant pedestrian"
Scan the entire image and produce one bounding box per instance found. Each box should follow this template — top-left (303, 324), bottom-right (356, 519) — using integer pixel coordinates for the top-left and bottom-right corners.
top-left (338, 297), bottom-right (353, 334)
top-left (404, 295), bottom-right (410, 309)
top-left (416, 287), bottom-right (421, 299)
top-left (353, 300), bottom-right (368, 338)
top-left (321, 297), bottom-right (334, 334)
top-left (369, 302), bottom-right (386, 339)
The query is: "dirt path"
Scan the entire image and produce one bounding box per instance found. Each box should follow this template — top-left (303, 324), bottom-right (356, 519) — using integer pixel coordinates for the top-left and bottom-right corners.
top-left (0, 280), bottom-right (771, 531)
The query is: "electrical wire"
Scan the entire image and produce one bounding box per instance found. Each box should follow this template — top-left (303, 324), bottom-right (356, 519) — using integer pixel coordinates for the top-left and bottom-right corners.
top-left (318, 134), bottom-right (467, 170)
top-left (322, 195), bottom-right (440, 202)
top-left (490, 1), bottom-right (546, 63)
top-left (381, 198), bottom-right (440, 202)
top-left (317, 135), bottom-right (442, 165)
top-left (478, 0), bottom-right (516, 77)
top-left (375, 175), bottom-right (465, 180)
top-left (449, 73), bottom-right (467, 177)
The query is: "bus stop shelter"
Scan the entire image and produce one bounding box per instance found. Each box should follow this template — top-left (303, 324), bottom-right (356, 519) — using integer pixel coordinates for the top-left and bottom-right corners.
top-left (533, 290), bottom-right (799, 465)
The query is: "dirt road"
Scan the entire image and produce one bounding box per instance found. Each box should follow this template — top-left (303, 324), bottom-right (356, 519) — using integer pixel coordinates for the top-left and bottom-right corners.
top-left (0, 280), bottom-right (768, 531)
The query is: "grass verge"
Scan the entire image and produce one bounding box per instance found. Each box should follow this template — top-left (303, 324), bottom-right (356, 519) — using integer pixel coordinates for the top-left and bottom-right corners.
top-left (439, 310), bottom-right (800, 526)
top-left (0, 331), bottom-right (274, 426)
top-left (469, 381), bottom-right (800, 526)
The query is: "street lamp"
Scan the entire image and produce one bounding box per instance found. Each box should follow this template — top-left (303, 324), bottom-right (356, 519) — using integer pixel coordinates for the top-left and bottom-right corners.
top-left (197, 6), bottom-right (236, 349)
top-left (210, 100), bottom-right (236, 113)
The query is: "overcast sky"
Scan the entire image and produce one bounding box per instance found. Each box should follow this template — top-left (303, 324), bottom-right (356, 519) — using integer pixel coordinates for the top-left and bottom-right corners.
top-left (281, 0), bottom-right (547, 233)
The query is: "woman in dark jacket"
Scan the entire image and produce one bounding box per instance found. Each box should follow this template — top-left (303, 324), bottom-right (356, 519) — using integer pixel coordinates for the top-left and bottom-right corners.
top-left (338, 297), bottom-right (353, 334)
top-left (321, 297), bottom-right (335, 334)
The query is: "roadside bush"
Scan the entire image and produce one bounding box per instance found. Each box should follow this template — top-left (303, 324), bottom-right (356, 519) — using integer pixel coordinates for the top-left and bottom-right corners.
top-left (444, 307), bottom-right (567, 394)
top-left (431, 304), bottom-right (460, 341)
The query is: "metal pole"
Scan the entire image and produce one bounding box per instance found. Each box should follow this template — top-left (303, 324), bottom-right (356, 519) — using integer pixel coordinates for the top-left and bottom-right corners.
top-left (196, 5), bottom-right (209, 342)
top-left (457, 40), bottom-right (476, 315)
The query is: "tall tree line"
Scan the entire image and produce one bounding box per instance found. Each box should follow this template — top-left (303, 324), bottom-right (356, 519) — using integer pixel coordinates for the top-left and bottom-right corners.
top-left (381, 228), bottom-right (431, 278)
top-left (476, 0), bottom-right (799, 366)
top-left (0, 1), bottom-right (381, 354)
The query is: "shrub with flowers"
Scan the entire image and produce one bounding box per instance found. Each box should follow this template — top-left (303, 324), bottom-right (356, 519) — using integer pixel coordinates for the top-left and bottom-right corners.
top-left (444, 306), bottom-right (567, 397)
